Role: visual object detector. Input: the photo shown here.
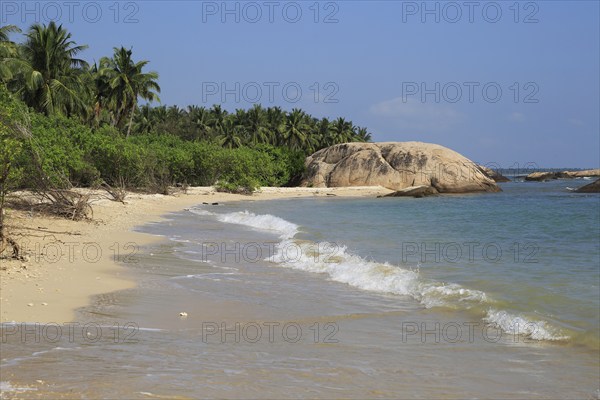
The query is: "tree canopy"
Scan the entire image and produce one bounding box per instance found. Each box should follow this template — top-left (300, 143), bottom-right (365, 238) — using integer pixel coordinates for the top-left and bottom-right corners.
top-left (0, 23), bottom-right (375, 196)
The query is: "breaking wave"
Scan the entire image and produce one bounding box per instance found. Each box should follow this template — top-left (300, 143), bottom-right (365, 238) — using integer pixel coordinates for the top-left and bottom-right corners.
top-left (190, 207), bottom-right (570, 342)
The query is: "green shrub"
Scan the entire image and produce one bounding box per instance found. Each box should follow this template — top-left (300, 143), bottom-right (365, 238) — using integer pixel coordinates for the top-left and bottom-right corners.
top-left (0, 85), bottom-right (27, 207)
top-left (3, 106), bottom-right (307, 194)
top-left (19, 113), bottom-right (99, 188)
top-left (87, 130), bottom-right (148, 188)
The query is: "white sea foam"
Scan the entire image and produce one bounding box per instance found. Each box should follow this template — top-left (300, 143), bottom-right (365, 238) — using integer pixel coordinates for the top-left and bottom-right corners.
top-left (0, 381), bottom-right (37, 396)
top-left (135, 327), bottom-right (164, 332)
top-left (171, 272), bottom-right (239, 281)
top-left (192, 208), bottom-right (568, 342)
top-left (191, 208), bottom-right (299, 239)
top-left (270, 239), bottom-right (487, 309)
top-left (171, 238), bottom-right (192, 243)
top-left (189, 209), bottom-right (215, 216)
top-left (274, 240), bottom-right (568, 340)
top-left (484, 309), bottom-right (569, 341)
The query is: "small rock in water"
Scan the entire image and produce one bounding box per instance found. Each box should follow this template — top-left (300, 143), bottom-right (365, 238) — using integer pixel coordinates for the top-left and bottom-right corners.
top-left (179, 312), bottom-right (188, 317)
top-left (211, 203), bottom-right (219, 206)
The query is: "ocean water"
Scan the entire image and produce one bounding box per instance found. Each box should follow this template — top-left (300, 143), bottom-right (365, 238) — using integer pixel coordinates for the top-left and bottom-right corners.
top-left (1, 179), bottom-right (599, 399)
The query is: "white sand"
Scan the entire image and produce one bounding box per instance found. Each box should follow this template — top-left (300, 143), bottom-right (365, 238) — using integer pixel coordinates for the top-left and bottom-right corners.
top-left (0, 186), bottom-right (392, 323)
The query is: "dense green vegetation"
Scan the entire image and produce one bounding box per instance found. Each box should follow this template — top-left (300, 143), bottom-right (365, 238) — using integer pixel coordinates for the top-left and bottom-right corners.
top-left (1, 88), bottom-right (306, 193)
top-left (0, 23), bottom-right (372, 194)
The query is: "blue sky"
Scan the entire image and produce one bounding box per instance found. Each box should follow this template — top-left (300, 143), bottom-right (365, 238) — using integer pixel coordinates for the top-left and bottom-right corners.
top-left (3, 1), bottom-right (599, 168)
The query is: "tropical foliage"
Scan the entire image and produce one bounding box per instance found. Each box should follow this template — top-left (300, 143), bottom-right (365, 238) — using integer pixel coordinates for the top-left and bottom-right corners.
top-left (129, 104), bottom-right (370, 153)
top-left (2, 88), bottom-right (306, 193)
top-left (0, 23), bottom-right (373, 193)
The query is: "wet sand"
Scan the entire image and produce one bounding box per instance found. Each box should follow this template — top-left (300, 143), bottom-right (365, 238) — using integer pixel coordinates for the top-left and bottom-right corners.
top-left (0, 186), bottom-right (392, 323)
top-left (2, 188), bottom-right (599, 399)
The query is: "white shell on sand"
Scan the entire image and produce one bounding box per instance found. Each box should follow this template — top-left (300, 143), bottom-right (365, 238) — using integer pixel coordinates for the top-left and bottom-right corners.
top-left (179, 312), bottom-right (188, 317)
top-left (27, 303), bottom-right (34, 307)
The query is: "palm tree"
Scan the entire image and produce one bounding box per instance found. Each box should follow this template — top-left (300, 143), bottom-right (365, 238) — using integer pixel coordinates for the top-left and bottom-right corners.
top-left (282, 109), bottom-right (309, 150)
top-left (18, 22), bottom-right (90, 117)
top-left (187, 105), bottom-right (212, 140)
top-left (246, 104), bottom-right (269, 145)
top-left (265, 107), bottom-right (286, 146)
top-left (355, 127), bottom-right (372, 142)
top-left (0, 25), bottom-right (20, 42)
top-left (312, 117), bottom-right (331, 149)
top-left (167, 105), bottom-right (183, 120)
top-left (151, 105), bottom-right (168, 125)
top-left (0, 25), bottom-right (23, 83)
top-left (232, 109), bottom-right (250, 144)
top-left (265, 106), bottom-right (285, 145)
top-left (209, 104), bottom-right (228, 136)
top-left (330, 117), bottom-right (355, 144)
top-left (218, 117), bottom-right (243, 149)
top-left (87, 61), bottom-right (113, 126)
top-left (100, 47), bottom-right (160, 136)
top-left (132, 104), bottom-right (154, 134)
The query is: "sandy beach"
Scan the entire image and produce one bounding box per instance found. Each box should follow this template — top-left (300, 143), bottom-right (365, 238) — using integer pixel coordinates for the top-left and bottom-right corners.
top-left (2, 182), bottom-right (599, 399)
top-left (0, 186), bottom-right (392, 324)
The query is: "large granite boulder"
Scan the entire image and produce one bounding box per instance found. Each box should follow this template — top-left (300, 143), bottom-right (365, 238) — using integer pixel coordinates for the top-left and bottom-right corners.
top-left (525, 172), bottom-right (559, 181)
top-left (477, 165), bottom-right (511, 182)
top-left (563, 169), bottom-right (600, 178)
top-left (574, 179), bottom-right (600, 193)
top-left (302, 142), bottom-right (500, 193)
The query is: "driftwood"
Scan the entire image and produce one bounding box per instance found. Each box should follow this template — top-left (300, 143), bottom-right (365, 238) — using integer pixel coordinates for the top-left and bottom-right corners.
top-left (101, 176), bottom-right (128, 203)
top-left (32, 188), bottom-right (93, 221)
top-left (0, 235), bottom-right (21, 259)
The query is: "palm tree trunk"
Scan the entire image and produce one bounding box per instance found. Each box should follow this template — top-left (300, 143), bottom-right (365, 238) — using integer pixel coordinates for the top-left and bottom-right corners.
top-left (126, 100), bottom-right (137, 138)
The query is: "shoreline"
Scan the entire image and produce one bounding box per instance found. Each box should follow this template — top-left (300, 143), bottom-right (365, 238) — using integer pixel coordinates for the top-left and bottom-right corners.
top-left (0, 186), bottom-right (392, 323)
top-left (2, 183), bottom-right (599, 399)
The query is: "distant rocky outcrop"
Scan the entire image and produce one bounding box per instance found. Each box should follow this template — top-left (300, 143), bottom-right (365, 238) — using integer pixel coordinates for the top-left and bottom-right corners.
top-left (477, 165), bottom-right (511, 182)
top-left (564, 169), bottom-right (600, 178)
top-left (525, 172), bottom-right (558, 181)
top-left (574, 179), bottom-right (600, 193)
top-left (525, 169), bottom-right (600, 181)
top-left (302, 142), bottom-right (501, 194)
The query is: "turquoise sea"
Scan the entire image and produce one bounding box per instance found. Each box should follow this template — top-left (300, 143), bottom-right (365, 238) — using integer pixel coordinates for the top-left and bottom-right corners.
top-left (1, 178), bottom-right (599, 398)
